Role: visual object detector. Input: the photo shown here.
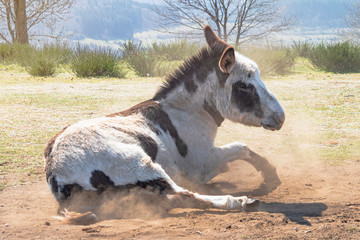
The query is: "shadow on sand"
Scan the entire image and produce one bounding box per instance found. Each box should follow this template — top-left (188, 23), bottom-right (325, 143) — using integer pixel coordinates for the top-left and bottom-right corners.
top-left (258, 201), bottom-right (328, 226)
top-left (198, 181), bottom-right (328, 226)
top-left (170, 201), bottom-right (328, 226)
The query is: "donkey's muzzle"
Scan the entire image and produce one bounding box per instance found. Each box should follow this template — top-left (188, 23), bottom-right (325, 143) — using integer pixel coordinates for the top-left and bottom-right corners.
top-left (261, 112), bottom-right (285, 131)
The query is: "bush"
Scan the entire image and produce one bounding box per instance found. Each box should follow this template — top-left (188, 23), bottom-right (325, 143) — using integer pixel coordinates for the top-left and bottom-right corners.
top-left (292, 41), bottom-right (312, 58)
top-left (40, 43), bottom-right (73, 65)
top-left (121, 40), bottom-right (200, 77)
top-left (0, 43), bottom-right (34, 65)
top-left (17, 44), bottom-right (57, 77)
top-left (154, 60), bottom-right (183, 77)
top-left (0, 43), bottom-right (72, 76)
top-left (0, 43), bottom-right (14, 60)
top-left (26, 43), bottom-right (75, 76)
top-left (71, 45), bottom-right (126, 78)
top-left (121, 40), bottom-right (158, 77)
top-left (151, 40), bottom-right (200, 61)
top-left (26, 54), bottom-right (57, 76)
top-left (307, 41), bottom-right (360, 73)
top-left (242, 46), bottom-right (297, 75)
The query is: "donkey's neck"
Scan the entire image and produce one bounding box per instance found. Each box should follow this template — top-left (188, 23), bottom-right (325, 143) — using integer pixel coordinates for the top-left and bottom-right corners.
top-left (152, 47), bottom-right (228, 127)
top-left (154, 69), bottom-right (224, 127)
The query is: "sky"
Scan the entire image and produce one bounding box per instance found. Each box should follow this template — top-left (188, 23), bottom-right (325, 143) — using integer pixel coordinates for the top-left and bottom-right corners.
top-left (66, 0), bottom-right (353, 46)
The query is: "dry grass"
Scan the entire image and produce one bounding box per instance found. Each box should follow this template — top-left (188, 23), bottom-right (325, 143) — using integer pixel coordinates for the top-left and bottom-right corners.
top-left (0, 63), bottom-right (359, 190)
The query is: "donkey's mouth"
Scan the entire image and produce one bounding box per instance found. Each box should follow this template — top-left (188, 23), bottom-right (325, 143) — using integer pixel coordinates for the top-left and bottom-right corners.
top-left (261, 112), bottom-right (285, 131)
top-left (261, 122), bottom-right (282, 131)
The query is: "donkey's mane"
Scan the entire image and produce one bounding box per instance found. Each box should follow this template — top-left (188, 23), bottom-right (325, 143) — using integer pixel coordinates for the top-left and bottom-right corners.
top-left (153, 46), bottom-right (214, 101)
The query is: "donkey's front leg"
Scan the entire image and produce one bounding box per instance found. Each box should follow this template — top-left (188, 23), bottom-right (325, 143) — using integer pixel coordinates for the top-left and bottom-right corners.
top-left (201, 142), bottom-right (250, 183)
top-left (217, 142), bottom-right (252, 164)
top-left (204, 142), bottom-right (280, 187)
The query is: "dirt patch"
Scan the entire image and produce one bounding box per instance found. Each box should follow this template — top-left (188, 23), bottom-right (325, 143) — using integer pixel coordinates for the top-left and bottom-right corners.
top-left (1, 159), bottom-right (359, 239)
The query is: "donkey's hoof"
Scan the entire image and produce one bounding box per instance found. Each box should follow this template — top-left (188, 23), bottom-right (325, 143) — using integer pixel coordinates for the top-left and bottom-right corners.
top-left (244, 198), bottom-right (260, 211)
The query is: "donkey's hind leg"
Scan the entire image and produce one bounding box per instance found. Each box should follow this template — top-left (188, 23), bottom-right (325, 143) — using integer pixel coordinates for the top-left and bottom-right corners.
top-left (149, 161), bottom-right (259, 210)
top-left (166, 191), bottom-right (259, 210)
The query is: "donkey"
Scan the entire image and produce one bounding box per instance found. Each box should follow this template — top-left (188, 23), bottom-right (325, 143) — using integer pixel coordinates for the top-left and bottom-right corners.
top-left (44, 26), bottom-right (285, 221)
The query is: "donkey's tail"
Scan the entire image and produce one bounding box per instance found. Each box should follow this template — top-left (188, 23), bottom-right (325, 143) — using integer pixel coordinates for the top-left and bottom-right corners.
top-left (53, 209), bottom-right (98, 225)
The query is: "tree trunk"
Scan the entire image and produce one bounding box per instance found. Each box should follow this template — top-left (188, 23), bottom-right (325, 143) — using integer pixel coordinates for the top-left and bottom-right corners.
top-left (14, 0), bottom-right (28, 44)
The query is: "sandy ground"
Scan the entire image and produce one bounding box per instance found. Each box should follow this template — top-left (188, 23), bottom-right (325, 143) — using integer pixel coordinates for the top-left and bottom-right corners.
top-left (0, 76), bottom-right (359, 239)
top-left (1, 157), bottom-right (359, 240)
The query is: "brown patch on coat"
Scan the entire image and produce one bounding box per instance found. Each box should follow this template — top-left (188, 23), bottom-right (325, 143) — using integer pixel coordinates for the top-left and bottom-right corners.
top-left (90, 170), bottom-right (115, 191)
top-left (203, 101), bottom-right (224, 127)
top-left (153, 47), bottom-right (210, 101)
top-left (111, 126), bottom-right (158, 162)
top-left (137, 102), bottom-right (187, 157)
top-left (134, 134), bottom-right (158, 162)
top-left (231, 82), bottom-right (263, 118)
top-left (107, 99), bottom-right (157, 117)
top-left (134, 178), bottom-right (173, 194)
top-left (108, 100), bottom-right (188, 157)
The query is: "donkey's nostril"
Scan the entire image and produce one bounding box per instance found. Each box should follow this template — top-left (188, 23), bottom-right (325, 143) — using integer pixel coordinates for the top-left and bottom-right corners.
top-left (277, 112), bottom-right (285, 124)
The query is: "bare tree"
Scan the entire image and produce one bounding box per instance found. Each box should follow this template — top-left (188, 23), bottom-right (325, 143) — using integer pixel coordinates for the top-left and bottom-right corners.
top-left (344, 1), bottom-right (360, 42)
top-left (153, 0), bottom-right (293, 47)
top-left (0, 0), bottom-right (74, 44)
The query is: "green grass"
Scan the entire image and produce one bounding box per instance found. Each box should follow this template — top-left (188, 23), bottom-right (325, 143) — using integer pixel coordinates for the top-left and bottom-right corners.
top-left (0, 60), bottom-right (359, 190)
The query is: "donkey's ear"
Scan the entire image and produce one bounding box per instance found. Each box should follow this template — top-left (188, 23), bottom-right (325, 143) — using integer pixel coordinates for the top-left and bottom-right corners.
top-left (204, 25), bottom-right (234, 72)
top-left (219, 46), bottom-right (235, 73)
top-left (204, 25), bottom-right (226, 48)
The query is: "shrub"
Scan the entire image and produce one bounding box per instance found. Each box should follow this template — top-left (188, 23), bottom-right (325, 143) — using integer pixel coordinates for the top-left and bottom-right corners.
top-left (2, 43), bottom-right (72, 76)
top-left (0, 43), bottom-right (14, 60)
top-left (151, 40), bottom-right (200, 61)
top-left (121, 40), bottom-right (200, 77)
top-left (0, 43), bottom-right (34, 65)
top-left (121, 40), bottom-right (157, 77)
top-left (16, 45), bottom-right (57, 77)
top-left (307, 41), bottom-right (360, 73)
top-left (40, 43), bottom-right (73, 65)
top-left (26, 54), bottom-right (57, 76)
top-left (153, 60), bottom-right (182, 77)
top-left (25, 43), bottom-right (75, 76)
top-left (292, 41), bottom-right (312, 58)
top-left (71, 45), bottom-right (126, 78)
top-left (242, 46), bottom-right (297, 75)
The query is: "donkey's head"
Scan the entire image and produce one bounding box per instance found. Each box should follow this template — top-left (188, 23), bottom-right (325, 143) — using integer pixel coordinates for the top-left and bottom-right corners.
top-left (204, 26), bottom-right (285, 131)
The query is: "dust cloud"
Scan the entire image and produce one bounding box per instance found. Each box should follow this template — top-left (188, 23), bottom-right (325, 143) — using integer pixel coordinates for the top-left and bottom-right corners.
top-left (59, 187), bottom-right (171, 224)
top-left (57, 112), bottom-right (339, 224)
